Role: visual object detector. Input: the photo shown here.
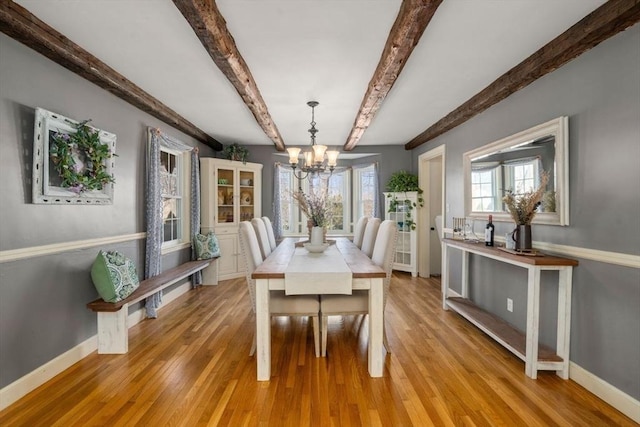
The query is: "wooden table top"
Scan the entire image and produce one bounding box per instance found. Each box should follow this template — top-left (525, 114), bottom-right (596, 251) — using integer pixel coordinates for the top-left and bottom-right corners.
top-left (442, 238), bottom-right (579, 267)
top-left (252, 237), bottom-right (386, 279)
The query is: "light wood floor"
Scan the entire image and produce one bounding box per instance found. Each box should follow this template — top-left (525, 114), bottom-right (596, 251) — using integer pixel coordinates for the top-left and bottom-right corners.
top-left (1, 273), bottom-right (635, 426)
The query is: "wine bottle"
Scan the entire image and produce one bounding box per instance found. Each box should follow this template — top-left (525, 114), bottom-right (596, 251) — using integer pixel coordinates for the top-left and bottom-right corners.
top-left (485, 215), bottom-right (495, 246)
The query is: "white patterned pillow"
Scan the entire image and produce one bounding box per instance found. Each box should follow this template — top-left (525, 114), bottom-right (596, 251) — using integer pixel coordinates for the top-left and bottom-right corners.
top-left (193, 232), bottom-right (221, 260)
top-left (90, 250), bottom-right (140, 303)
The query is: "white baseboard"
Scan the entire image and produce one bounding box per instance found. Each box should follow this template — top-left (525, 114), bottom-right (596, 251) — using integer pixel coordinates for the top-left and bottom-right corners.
top-left (570, 362), bottom-right (640, 423)
top-left (0, 335), bottom-right (97, 411)
top-left (0, 281), bottom-right (194, 411)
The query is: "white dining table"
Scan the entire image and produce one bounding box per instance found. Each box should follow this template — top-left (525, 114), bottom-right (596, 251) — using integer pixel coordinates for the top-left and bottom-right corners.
top-left (251, 237), bottom-right (387, 381)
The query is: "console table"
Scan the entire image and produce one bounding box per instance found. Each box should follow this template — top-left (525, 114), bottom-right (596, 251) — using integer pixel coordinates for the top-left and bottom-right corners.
top-left (441, 238), bottom-right (578, 379)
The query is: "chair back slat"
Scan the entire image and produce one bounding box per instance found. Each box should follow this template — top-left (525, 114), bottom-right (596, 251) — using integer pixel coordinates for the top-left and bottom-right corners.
top-left (360, 217), bottom-right (381, 258)
top-left (251, 218), bottom-right (273, 260)
top-left (262, 216), bottom-right (278, 251)
top-left (352, 216), bottom-right (369, 249)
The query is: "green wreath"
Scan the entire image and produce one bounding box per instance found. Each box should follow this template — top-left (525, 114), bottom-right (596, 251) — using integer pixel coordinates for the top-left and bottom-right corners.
top-left (49, 119), bottom-right (116, 194)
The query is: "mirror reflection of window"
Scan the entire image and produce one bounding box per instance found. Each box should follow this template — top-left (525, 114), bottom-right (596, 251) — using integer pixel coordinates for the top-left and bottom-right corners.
top-left (471, 163), bottom-right (501, 212)
top-left (464, 116), bottom-right (568, 225)
top-left (503, 157), bottom-right (541, 196)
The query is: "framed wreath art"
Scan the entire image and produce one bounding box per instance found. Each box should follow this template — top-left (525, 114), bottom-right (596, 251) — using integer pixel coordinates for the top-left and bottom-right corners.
top-left (32, 108), bottom-right (116, 204)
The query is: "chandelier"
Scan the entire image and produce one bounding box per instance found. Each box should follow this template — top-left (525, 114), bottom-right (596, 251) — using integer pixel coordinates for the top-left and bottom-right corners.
top-left (286, 101), bottom-right (339, 180)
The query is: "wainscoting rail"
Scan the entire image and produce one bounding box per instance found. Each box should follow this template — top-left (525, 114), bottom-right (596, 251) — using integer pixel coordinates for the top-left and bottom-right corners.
top-left (0, 232), bottom-right (146, 263)
top-left (1, 231), bottom-right (638, 269)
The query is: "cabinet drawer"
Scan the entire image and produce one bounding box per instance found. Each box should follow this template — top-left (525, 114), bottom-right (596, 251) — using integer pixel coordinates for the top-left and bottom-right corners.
top-left (213, 227), bottom-right (238, 235)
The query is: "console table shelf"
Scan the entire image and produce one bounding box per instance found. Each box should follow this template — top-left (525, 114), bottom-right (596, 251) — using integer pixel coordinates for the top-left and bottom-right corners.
top-left (446, 297), bottom-right (562, 363)
top-left (442, 238), bottom-right (578, 379)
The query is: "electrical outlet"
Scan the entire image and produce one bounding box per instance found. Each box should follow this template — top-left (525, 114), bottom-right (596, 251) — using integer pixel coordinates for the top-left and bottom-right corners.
top-left (507, 298), bottom-right (513, 312)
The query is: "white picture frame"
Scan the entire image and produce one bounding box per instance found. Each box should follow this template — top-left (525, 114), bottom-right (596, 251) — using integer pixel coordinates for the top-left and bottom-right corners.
top-left (32, 108), bottom-right (116, 205)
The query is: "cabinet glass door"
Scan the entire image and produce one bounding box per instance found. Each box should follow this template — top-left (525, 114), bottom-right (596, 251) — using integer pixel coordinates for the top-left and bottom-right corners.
top-left (216, 167), bottom-right (235, 225)
top-left (393, 200), bottom-right (412, 265)
top-left (238, 169), bottom-right (256, 222)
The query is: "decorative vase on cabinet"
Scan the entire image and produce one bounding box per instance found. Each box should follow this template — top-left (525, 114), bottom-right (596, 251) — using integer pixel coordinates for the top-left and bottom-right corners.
top-left (200, 158), bottom-right (263, 280)
top-left (384, 192), bottom-right (419, 277)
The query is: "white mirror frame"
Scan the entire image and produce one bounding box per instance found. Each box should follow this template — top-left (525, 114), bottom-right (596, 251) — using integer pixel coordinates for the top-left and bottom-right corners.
top-left (464, 116), bottom-right (569, 226)
top-left (32, 108), bottom-right (116, 205)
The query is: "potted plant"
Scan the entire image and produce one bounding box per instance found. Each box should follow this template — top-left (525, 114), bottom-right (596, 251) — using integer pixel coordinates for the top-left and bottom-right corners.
top-left (222, 143), bottom-right (249, 163)
top-left (386, 171), bottom-right (424, 230)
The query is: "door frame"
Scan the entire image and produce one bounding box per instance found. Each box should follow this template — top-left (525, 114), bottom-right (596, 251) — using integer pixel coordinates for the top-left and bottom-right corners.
top-left (418, 145), bottom-right (446, 278)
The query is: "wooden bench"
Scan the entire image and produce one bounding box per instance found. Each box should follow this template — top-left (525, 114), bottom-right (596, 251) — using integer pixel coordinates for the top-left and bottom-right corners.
top-left (87, 259), bottom-right (213, 354)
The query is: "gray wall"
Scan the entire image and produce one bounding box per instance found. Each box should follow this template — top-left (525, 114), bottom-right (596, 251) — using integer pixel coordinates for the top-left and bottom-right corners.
top-left (0, 34), bottom-right (216, 387)
top-left (411, 25), bottom-right (640, 399)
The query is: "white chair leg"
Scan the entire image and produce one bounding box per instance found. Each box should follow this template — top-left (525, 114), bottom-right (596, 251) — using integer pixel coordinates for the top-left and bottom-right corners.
top-left (321, 315), bottom-right (328, 357)
top-left (312, 316), bottom-right (320, 357)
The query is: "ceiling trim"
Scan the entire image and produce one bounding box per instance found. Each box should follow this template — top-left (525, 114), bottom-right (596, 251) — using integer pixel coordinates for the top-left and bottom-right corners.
top-left (173, 0), bottom-right (285, 151)
top-left (0, 1), bottom-right (222, 151)
top-left (405, 0), bottom-right (640, 150)
top-left (343, 0), bottom-right (442, 151)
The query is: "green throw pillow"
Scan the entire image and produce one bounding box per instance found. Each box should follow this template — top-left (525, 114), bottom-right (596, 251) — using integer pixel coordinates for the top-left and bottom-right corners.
top-left (193, 232), bottom-right (221, 260)
top-left (91, 250), bottom-right (140, 303)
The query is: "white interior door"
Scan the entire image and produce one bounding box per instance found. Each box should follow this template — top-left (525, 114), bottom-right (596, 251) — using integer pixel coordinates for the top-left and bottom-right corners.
top-left (418, 146), bottom-right (445, 278)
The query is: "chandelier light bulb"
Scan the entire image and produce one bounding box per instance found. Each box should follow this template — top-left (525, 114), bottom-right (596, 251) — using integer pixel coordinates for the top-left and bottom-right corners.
top-left (326, 149), bottom-right (339, 168)
top-left (286, 147), bottom-right (301, 165)
top-left (312, 144), bottom-right (327, 163)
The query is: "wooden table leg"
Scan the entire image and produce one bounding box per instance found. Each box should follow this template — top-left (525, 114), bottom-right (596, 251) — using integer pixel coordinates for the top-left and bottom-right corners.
top-left (255, 278), bottom-right (271, 381)
top-left (442, 243), bottom-right (450, 310)
top-left (525, 267), bottom-right (541, 379)
top-left (556, 268), bottom-right (573, 379)
top-left (461, 250), bottom-right (469, 299)
top-left (368, 277), bottom-right (384, 377)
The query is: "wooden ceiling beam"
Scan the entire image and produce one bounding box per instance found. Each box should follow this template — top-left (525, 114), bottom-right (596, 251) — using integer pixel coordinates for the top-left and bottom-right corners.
top-left (173, 0), bottom-right (285, 151)
top-left (0, 1), bottom-right (222, 151)
top-left (343, 0), bottom-right (442, 151)
top-left (405, 0), bottom-right (640, 150)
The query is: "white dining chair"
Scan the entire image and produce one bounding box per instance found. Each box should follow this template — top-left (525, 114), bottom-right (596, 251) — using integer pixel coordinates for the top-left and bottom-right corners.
top-left (238, 221), bottom-right (321, 357)
top-left (251, 217), bottom-right (272, 260)
top-left (352, 216), bottom-right (369, 249)
top-left (359, 217), bottom-right (381, 258)
top-left (319, 220), bottom-right (398, 356)
top-left (261, 216), bottom-right (278, 251)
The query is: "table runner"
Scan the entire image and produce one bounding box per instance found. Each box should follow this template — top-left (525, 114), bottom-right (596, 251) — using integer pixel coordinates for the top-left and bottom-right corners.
top-left (284, 245), bottom-right (352, 295)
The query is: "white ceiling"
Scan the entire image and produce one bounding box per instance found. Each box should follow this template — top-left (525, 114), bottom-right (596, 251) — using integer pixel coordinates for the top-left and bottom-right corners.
top-left (16, 0), bottom-right (606, 150)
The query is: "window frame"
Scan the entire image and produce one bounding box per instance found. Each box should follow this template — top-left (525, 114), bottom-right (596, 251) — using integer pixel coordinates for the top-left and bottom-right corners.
top-left (470, 167), bottom-right (501, 213)
top-left (352, 164), bottom-right (376, 229)
top-left (159, 145), bottom-right (191, 253)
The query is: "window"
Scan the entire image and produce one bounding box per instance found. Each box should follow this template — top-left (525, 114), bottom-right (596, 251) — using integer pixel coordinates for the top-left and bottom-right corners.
top-left (278, 167), bottom-right (352, 236)
top-left (160, 147), bottom-right (190, 247)
top-left (471, 168), bottom-right (499, 212)
top-left (505, 161), bottom-right (539, 195)
top-left (309, 171), bottom-right (350, 233)
top-left (353, 164), bottom-right (376, 222)
top-left (278, 167), bottom-right (295, 234)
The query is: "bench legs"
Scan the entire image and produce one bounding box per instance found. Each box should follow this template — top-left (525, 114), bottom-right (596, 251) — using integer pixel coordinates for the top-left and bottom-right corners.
top-left (97, 305), bottom-right (129, 354)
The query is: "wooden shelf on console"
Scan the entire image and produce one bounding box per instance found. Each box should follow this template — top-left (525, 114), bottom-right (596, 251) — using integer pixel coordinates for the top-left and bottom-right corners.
top-left (446, 297), bottom-right (562, 363)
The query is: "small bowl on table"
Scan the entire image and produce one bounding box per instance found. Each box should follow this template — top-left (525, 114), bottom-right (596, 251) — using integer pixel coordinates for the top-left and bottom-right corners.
top-left (303, 242), bottom-right (330, 253)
